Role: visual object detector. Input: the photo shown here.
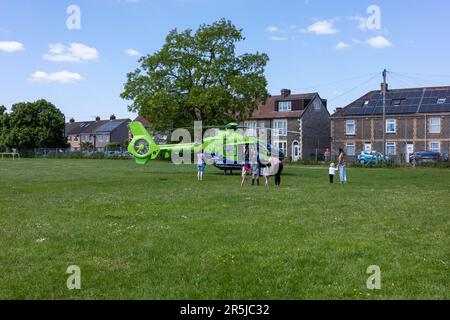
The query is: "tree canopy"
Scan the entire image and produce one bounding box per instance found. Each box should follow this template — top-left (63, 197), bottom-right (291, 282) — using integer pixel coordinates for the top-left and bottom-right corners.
top-left (1, 99), bottom-right (67, 151)
top-left (121, 19), bottom-right (269, 131)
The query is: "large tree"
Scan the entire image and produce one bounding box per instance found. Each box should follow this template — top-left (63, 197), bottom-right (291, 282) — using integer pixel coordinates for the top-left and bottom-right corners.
top-left (0, 105), bottom-right (8, 151)
top-left (6, 99), bottom-right (67, 150)
top-left (121, 19), bottom-right (269, 131)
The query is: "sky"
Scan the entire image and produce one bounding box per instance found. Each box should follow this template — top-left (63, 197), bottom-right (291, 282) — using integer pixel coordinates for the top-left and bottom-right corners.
top-left (1, 0), bottom-right (450, 121)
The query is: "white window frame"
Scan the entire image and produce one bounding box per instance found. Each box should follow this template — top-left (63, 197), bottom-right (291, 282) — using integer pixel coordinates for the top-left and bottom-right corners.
top-left (437, 98), bottom-right (446, 104)
top-left (278, 101), bottom-right (292, 112)
top-left (429, 117), bottom-right (441, 134)
top-left (429, 141), bottom-right (441, 153)
top-left (386, 119), bottom-right (397, 133)
top-left (346, 120), bottom-right (356, 135)
top-left (346, 143), bottom-right (356, 156)
top-left (273, 119), bottom-right (288, 136)
top-left (386, 142), bottom-right (396, 156)
top-left (244, 121), bottom-right (257, 137)
top-left (276, 141), bottom-right (287, 155)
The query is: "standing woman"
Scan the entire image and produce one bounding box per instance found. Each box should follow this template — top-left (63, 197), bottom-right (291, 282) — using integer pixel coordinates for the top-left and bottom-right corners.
top-left (269, 156), bottom-right (283, 187)
top-left (338, 148), bottom-right (347, 184)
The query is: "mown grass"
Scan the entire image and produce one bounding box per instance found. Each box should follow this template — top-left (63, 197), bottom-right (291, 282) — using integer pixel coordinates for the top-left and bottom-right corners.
top-left (0, 159), bottom-right (448, 300)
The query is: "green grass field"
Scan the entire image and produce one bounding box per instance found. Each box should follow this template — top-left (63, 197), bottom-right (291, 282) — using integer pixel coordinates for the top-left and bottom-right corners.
top-left (0, 159), bottom-right (449, 299)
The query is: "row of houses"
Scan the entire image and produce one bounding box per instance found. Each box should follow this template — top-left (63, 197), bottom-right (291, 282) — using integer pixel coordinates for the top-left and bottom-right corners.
top-left (65, 84), bottom-right (450, 162)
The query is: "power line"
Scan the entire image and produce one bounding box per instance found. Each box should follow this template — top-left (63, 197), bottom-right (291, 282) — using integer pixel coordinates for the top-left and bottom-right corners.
top-left (329, 73), bottom-right (380, 103)
top-left (299, 72), bottom-right (379, 91)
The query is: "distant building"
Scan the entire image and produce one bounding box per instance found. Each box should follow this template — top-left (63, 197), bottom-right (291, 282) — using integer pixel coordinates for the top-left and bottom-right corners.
top-left (331, 85), bottom-right (450, 162)
top-left (243, 89), bottom-right (331, 161)
top-left (65, 116), bottom-right (131, 151)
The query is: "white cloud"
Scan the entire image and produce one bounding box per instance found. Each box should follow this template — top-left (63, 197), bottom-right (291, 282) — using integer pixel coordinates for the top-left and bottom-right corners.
top-left (334, 41), bottom-right (351, 51)
top-left (266, 26), bottom-right (280, 33)
top-left (28, 71), bottom-right (84, 83)
top-left (0, 41), bottom-right (25, 52)
top-left (125, 48), bottom-right (141, 57)
top-left (367, 36), bottom-right (392, 49)
top-left (43, 43), bottom-right (99, 62)
top-left (307, 20), bottom-right (337, 35)
top-left (269, 36), bottom-right (289, 41)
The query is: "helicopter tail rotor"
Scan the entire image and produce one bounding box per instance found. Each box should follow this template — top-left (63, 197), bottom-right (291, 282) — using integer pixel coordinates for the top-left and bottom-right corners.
top-left (128, 122), bottom-right (160, 165)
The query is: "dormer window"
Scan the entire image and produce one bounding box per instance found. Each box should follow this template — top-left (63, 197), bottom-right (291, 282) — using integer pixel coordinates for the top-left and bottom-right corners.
top-left (437, 98), bottom-right (446, 104)
top-left (391, 99), bottom-right (405, 106)
top-left (278, 101), bottom-right (292, 112)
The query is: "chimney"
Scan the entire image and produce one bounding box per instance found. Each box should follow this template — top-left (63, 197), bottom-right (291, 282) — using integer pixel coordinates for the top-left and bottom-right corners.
top-left (381, 83), bottom-right (389, 93)
top-left (69, 118), bottom-right (75, 123)
top-left (95, 116), bottom-right (101, 121)
top-left (110, 114), bottom-right (116, 120)
top-left (281, 89), bottom-right (291, 98)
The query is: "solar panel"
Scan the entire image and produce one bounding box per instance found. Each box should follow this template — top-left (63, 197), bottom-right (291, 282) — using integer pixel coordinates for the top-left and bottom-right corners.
top-left (96, 122), bottom-right (122, 132)
top-left (344, 108), bottom-right (364, 116)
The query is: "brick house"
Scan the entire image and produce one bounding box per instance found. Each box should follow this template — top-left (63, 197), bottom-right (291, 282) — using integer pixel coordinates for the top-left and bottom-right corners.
top-left (331, 85), bottom-right (450, 163)
top-left (65, 116), bottom-right (131, 151)
top-left (243, 89), bottom-right (331, 161)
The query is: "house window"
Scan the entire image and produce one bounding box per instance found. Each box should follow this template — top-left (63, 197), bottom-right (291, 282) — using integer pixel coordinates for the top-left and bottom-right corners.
top-left (386, 119), bottom-right (397, 133)
top-left (346, 120), bottom-right (356, 135)
top-left (346, 143), bottom-right (356, 156)
top-left (67, 136), bottom-right (72, 141)
top-left (363, 100), bottom-right (370, 106)
top-left (437, 98), bottom-right (446, 104)
top-left (386, 142), bottom-right (396, 155)
top-left (278, 101), bottom-right (292, 112)
top-left (391, 99), bottom-right (405, 106)
top-left (313, 99), bottom-right (321, 111)
top-left (277, 141), bottom-right (287, 155)
top-left (244, 121), bottom-right (257, 137)
top-left (429, 117), bottom-right (441, 133)
top-left (105, 135), bottom-right (110, 143)
top-left (429, 142), bottom-right (441, 152)
top-left (273, 119), bottom-right (287, 136)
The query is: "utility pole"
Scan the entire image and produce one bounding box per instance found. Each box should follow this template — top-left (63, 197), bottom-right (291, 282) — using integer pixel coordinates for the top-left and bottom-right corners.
top-left (382, 69), bottom-right (387, 156)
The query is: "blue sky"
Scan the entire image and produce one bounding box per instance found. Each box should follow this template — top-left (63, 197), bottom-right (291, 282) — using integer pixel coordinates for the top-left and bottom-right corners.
top-left (1, 0), bottom-right (450, 121)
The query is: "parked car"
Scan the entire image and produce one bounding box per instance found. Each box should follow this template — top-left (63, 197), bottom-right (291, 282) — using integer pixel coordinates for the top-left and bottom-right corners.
top-left (410, 151), bottom-right (445, 164)
top-left (358, 151), bottom-right (390, 165)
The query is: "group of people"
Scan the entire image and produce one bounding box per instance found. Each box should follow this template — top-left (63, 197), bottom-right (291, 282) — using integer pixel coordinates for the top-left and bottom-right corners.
top-left (328, 148), bottom-right (347, 184)
top-left (196, 150), bottom-right (284, 187)
top-left (241, 156), bottom-right (283, 187)
top-left (197, 148), bottom-right (346, 186)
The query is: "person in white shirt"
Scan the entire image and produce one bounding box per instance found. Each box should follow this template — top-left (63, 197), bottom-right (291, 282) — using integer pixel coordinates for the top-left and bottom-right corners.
top-left (329, 163), bottom-right (338, 184)
top-left (197, 151), bottom-right (205, 181)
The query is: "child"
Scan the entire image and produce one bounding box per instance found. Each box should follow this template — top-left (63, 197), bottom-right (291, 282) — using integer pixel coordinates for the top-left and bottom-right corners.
top-left (329, 162), bottom-right (337, 184)
top-left (263, 165), bottom-right (271, 187)
top-left (251, 157), bottom-right (260, 186)
top-left (241, 163), bottom-right (252, 187)
top-left (197, 151), bottom-right (205, 181)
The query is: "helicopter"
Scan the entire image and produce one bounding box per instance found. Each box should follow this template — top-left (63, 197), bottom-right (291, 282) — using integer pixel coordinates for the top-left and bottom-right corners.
top-left (127, 121), bottom-right (286, 174)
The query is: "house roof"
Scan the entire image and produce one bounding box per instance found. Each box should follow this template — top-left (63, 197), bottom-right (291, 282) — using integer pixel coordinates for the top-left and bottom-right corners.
top-left (65, 119), bottom-right (130, 136)
top-left (134, 116), bottom-right (151, 128)
top-left (332, 86), bottom-right (450, 118)
top-left (249, 92), bottom-right (319, 120)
